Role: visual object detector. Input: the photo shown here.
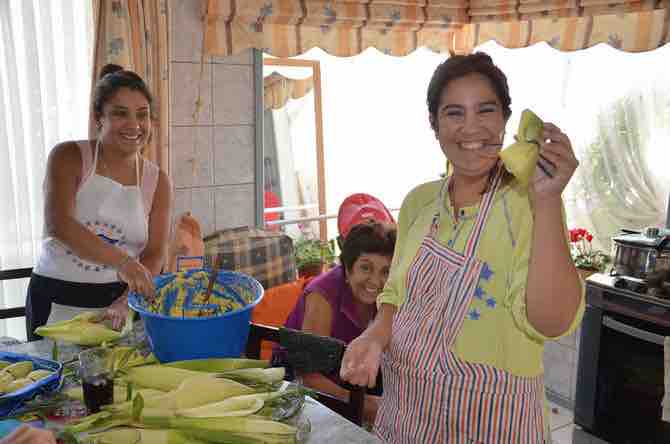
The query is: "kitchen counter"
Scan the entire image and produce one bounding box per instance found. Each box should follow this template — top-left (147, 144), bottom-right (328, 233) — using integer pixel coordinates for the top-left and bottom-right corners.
top-left (2, 339), bottom-right (382, 444)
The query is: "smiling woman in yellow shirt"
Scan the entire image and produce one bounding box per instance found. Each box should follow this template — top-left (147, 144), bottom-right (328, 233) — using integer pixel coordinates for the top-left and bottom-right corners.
top-left (340, 52), bottom-right (584, 444)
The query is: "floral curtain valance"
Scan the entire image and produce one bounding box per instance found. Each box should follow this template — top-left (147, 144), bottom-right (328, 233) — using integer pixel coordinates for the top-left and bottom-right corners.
top-left (91, 0), bottom-right (169, 170)
top-left (264, 73), bottom-right (314, 110)
top-left (204, 0), bottom-right (670, 56)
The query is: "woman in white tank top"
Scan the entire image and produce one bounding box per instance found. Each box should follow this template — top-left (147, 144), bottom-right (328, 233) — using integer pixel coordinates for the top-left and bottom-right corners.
top-left (27, 64), bottom-right (172, 340)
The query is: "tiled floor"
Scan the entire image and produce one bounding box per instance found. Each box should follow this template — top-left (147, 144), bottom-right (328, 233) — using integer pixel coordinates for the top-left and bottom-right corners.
top-left (548, 401), bottom-right (575, 444)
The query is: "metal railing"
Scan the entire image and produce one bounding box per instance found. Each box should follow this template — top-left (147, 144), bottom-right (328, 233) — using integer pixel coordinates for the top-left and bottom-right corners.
top-left (265, 208), bottom-right (400, 228)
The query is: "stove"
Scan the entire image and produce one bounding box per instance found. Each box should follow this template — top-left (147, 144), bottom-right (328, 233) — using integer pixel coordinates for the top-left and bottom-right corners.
top-left (610, 274), bottom-right (670, 302)
top-left (574, 273), bottom-right (670, 443)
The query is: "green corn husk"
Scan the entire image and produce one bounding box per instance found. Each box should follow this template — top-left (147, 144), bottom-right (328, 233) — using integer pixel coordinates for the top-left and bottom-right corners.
top-left (499, 108), bottom-right (544, 187)
top-left (106, 346), bottom-right (158, 372)
top-left (100, 388), bottom-right (167, 414)
top-left (34, 312), bottom-right (121, 345)
top-left (140, 413), bottom-right (297, 437)
top-left (64, 411), bottom-right (132, 435)
top-left (122, 365), bottom-right (208, 392)
top-left (109, 374), bottom-right (255, 414)
top-left (177, 395), bottom-right (265, 418)
top-left (85, 427), bottom-right (208, 444)
top-left (165, 358), bottom-right (269, 372)
top-left (184, 429), bottom-right (297, 444)
top-left (218, 368), bottom-right (285, 386)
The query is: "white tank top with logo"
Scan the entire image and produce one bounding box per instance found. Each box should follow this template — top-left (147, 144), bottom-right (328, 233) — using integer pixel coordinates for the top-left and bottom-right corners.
top-left (34, 140), bottom-right (159, 283)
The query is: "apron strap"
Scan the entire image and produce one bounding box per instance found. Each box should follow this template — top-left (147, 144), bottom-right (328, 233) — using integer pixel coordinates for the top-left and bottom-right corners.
top-left (463, 164), bottom-right (504, 257)
top-left (429, 214), bottom-right (440, 238)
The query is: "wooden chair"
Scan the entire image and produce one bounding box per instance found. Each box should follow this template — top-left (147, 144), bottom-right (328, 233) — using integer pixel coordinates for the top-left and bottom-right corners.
top-left (246, 322), bottom-right (368, 426)
top-left (0, 267), bottom-right (32, 320)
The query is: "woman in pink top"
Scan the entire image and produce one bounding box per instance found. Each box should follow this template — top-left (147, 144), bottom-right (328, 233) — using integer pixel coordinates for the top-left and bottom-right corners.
top-left (27, 64), bottom-right (172, 339)
top-left (281, 217), bottom-right (396, 424)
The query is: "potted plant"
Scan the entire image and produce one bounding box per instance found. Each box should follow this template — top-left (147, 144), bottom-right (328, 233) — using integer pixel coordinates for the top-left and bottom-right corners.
top-left (294, 237), bottom-right (336, 279)
top-left (569, 227), bottom-right (612, 280)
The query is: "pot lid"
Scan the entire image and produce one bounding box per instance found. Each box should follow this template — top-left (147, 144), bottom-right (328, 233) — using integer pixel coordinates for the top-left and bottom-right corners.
top-left (612, 227), bottom-right (670, 249)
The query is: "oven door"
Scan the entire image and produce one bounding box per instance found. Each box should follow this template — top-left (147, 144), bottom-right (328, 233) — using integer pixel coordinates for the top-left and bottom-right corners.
top-left (592, 312), bottom-right (670, 443)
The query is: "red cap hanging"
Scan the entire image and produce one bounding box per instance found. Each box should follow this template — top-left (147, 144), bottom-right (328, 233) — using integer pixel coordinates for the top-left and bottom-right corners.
top-left (337, 193), bottom-right (395, 240)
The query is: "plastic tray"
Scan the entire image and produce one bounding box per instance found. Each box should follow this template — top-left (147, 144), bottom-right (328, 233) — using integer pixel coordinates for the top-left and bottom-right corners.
top-left (0, 351), bottom-right (63, 417)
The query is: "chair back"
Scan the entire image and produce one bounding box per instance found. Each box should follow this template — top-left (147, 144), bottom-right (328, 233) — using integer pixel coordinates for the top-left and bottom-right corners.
top-left (0, 268), bottom-right (32, 320)
top-left (246, 322), bottom-right (367, 426)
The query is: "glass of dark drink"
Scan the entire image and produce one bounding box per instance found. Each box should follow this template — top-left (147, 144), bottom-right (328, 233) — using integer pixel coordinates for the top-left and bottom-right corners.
top-left (78, 347), bottom-right (114, 414)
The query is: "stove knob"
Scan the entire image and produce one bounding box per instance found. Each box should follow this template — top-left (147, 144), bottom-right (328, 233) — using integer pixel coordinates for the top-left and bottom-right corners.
top-left (645, 227), bottom-right (660, 238)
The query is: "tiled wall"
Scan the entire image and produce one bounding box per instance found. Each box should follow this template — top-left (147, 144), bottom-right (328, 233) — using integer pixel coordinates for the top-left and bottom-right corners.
top-left (169, 0), bottom-right (258, 237)
top-left (544, 326), bottom-right (581, 407)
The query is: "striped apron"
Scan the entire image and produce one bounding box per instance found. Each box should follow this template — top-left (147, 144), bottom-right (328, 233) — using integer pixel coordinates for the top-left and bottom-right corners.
top-left (374, 166), bottom-right (546, 444)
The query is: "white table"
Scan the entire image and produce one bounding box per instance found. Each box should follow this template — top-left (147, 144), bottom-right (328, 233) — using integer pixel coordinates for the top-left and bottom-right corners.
top-left (2, 339), bottom-right (382, 444)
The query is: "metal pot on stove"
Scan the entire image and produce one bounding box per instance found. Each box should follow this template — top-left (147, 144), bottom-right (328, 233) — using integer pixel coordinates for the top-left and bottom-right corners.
top-left (612, 227), bottom-right (670, 286)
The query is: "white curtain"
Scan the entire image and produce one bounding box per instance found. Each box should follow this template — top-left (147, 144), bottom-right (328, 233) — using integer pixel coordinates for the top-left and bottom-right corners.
top-left (0, 0), bottom-right (93, 340)
top-left (273, 43), bottom-right (670, 253)
top-left (478, 41), bottom-right (670, 251)
top-left (269, 47), bottom-right (449, 238)
top-left (270, 93), bottom-right (321, 239)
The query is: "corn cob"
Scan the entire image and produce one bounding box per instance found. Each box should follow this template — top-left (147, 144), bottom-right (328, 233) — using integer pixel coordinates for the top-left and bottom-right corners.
top-left (27, 369), bottom-right (53, 382)
top-left (0, 371), bottom-right (14, 390)
top-left (5, 377), bottom-right (32, 392)
top-left (34, 312), bottom-right (121, 345)
top-left (165, 358), bottom-right (269, 372)
top-left (2, 361), bottom-right (33, 379)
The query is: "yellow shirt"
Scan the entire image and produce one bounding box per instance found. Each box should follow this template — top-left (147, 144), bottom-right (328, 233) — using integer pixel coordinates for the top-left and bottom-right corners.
top-left (379, 177), bottom-right (585, 378)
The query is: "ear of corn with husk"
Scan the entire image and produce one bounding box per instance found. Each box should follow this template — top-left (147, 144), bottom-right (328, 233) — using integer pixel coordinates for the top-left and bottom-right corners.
top-left (107, 373), bottom-right (255, 414)
top-left (218, 368), bottom-right (285, 386)
top-left (0, 361), bottom-right (45, 395)
top-left (122, 365), bottom-right (213, 392)
top-left (34, 312), bottom-right (122, 345)
top-left (499, 109), bottom-right (544, 187)
top-left (67, 358), bottom-right (303, 443)
top-left (165, 358), bottom-right (268, 372)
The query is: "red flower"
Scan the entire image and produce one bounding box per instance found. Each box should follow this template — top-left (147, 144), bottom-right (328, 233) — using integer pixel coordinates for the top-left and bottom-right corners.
top-left (569, 230), bottom-right (578, 243)
top-left (586, 234), bottom-right (593, 242)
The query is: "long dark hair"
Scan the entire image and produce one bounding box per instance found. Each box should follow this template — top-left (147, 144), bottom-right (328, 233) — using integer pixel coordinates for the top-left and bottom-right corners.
top-left (93, 64), bottom-right (155, 122)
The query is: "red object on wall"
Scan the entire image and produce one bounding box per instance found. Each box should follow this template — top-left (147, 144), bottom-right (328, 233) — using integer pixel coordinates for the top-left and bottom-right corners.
top-left (264, 190), bottom-right (281, 231)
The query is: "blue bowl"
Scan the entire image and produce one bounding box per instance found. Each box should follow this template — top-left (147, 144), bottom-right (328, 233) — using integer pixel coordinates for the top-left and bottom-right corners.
top-left (0, 352), bottom-right (63, 417)
top-left (128, 269), bottom-right (264, 363)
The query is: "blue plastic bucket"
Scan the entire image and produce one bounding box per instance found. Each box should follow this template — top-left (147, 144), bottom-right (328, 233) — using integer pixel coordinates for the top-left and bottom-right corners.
top-left (128, 269), bottom-right (264, 363)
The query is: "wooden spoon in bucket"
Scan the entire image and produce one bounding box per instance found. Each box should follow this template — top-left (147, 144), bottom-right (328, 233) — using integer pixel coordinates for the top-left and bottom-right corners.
top-left (199, 254), bottom-right (222, 317)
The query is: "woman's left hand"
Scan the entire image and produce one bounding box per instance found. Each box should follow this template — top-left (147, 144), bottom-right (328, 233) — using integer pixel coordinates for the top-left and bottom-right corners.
top-left (1, 425), bottom-right (56, 444)
top-left (531, 122), bottom-right (578, 201)
top-left (103, 291), bottom-right (129, 331)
